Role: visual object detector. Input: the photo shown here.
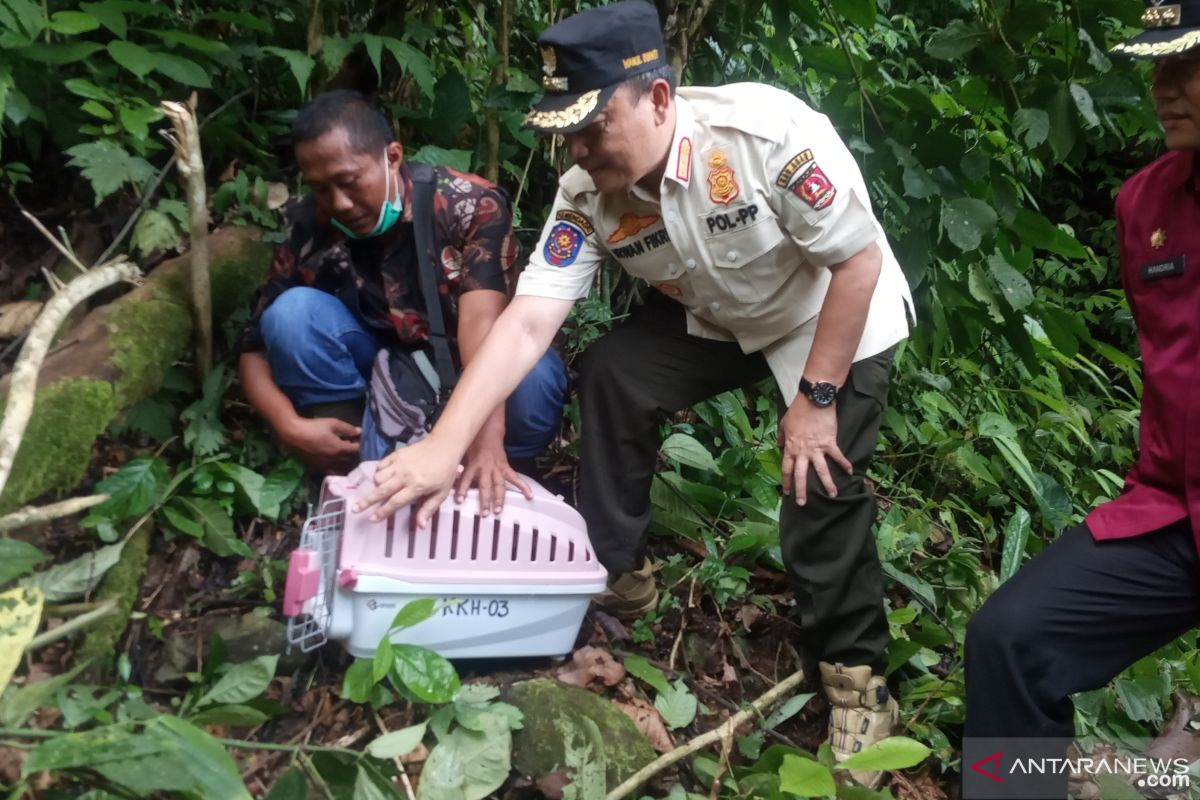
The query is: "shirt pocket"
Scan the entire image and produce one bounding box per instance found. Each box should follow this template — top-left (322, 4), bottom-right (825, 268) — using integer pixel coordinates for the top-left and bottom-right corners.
top-left (702, 217), bottom-right (787, 302)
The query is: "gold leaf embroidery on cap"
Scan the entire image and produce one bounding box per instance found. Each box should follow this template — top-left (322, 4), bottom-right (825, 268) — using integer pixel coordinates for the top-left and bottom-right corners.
top-left (524, 89), bottom-right (602, 130)
top-left (1112, 30), bottom-right (1200, 55)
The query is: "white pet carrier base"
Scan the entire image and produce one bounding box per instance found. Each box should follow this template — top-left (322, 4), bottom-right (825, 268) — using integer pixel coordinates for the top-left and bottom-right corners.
top-left (284, 462), bottom-right (608, 660)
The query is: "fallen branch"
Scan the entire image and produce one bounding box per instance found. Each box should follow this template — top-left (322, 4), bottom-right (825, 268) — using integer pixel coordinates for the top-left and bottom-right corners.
top-left (23, 598), bottom-right (119, 653)
top-left (0, 494), bottom-right (109, 533)
top-left (0, 258), bottom-right (142, 499)
top-left (605, 669), bottom-right (806, 800)
top-left (161, 99), bottom-right (212, 380)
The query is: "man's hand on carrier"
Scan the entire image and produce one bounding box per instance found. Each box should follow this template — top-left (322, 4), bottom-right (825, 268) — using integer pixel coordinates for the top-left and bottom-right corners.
top-left (354, 437), bottom-right (459, 525)
top-left (457, 420), bottom-right (533, 515)
top-left (779, 398), bottom-right (851, 506)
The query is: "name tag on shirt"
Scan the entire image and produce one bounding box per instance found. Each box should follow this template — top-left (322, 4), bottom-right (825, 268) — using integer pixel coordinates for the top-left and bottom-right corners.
top-left (1141, 256), bottom-right (1185, 281)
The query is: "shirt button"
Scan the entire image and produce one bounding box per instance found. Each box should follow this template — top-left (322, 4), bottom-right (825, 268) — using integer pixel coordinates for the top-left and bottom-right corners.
top-left (710, 301), bottom-right (721, 312)
top-left (726, 250), bottom-right (738, 262)
top-left (667, 210), bottom-right (678, 222)
top-left (685, 259), bottom-right (697, 269)
top-left (668, 263), bottom-right (679, 274)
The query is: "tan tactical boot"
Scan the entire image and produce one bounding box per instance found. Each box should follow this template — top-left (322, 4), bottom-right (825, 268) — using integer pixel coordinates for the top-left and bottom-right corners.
top-left (593, 558), bottom-right (658, 620)
top-left (820, 661), bottom-right (900, 789)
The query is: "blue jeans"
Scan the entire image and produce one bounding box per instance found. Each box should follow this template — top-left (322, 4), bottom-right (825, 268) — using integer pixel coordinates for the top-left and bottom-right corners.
top-left (259, 287), bottom-right (567, 461)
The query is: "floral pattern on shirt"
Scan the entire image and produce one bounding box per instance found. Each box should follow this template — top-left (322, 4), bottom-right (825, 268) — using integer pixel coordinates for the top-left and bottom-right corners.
top-left (239, 162), bottom-right (518, 358)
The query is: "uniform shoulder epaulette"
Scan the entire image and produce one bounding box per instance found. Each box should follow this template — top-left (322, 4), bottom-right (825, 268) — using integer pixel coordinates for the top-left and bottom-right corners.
top-left (679, 83), bottom-right (811, 143)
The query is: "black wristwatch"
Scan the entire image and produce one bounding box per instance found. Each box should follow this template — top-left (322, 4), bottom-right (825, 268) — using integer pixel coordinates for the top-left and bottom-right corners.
top-left (798, 376), bottom-right (840, 408)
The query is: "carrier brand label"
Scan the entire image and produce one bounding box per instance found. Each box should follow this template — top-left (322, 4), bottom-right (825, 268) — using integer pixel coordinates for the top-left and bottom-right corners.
top-left (441, 597), bottom-right (510, 618)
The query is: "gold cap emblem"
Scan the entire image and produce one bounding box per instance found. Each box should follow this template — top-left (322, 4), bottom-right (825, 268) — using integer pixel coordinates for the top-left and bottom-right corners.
top-left (1151, 228), bottom-right (1166, 249)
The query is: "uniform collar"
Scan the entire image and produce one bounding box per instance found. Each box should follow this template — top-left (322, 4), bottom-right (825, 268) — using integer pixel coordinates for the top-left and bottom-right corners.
top-left (663, 95), bottom-right (696, 188)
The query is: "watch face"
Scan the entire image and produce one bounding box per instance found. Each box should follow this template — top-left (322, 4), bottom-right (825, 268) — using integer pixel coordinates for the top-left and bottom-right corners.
top-left (810, 382), bottom-right (837, 407)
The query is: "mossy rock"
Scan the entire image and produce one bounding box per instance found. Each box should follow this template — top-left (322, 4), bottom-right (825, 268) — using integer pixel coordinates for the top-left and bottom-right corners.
top-left (505, 678), bottom-right (655, 791)
top-left (0, 378), bottom-right (116, 515)
top-left (0, 227), bottom-right (271, 513)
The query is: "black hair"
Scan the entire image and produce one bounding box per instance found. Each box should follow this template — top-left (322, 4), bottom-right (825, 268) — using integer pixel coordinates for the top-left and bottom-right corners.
top-left (292, 90), bottom-right (395, 153)
top-left (622, 65), bottom-right (679, 100)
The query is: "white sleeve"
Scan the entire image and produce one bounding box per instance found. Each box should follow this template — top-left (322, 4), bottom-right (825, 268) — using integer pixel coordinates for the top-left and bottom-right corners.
top-left (516, 187), bottom-right (606, 301)
top-left (767, 113), bottom-right (881, 268)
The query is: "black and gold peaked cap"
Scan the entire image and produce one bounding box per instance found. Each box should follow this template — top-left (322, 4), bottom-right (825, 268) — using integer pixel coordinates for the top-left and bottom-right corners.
top-left (1112, 0), bottom-right (1200, 58)
top-left (523, 0), bottom-right (668, 133)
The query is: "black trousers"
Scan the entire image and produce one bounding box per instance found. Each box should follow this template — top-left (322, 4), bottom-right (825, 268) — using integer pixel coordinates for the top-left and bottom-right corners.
top-left (577, 295), bottom-right (894, 667)
top-left (964, 518), bottom-right (1200, 798)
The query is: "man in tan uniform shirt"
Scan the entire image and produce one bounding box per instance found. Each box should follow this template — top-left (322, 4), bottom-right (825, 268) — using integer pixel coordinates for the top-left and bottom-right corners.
top-left (356, 1), bottom-right (913, 781)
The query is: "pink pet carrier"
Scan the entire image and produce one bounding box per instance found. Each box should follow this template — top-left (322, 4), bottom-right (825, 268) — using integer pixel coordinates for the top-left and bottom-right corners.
top-left (283, 461), bottom-right (608, 659)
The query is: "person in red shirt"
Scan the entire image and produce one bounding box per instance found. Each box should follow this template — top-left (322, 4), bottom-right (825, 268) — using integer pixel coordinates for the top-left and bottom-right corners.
top-left (964, 3), bottom-right (1200, 797)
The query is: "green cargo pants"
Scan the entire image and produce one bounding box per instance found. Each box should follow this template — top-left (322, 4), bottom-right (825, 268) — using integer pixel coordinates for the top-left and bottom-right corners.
top-left (578, 294), bottom-right (894, 668)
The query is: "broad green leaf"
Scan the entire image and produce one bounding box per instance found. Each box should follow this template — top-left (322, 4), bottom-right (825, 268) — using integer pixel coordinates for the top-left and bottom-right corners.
top-left (779, 753), bottom-right (836, 797)
top-left (836, 736), bottom-right (931, 771)
top-left (82, 100), bottom-right (113, 120)
top-left (265, 767), bottom-right (308, 800)
top-left (623, 653), bottom-right (670, 694)
top-left (131, 208), bottom-right (182, 256)
top-left (153, 715), bottom-right (252, 799)
top-left (881, 562), bottom-right (936, 609)
top-left (925, 19), bottom-right (988, 59)
top-left (366, 722), bottom-right (427, 760)
top-left (107, 40), bottom-right (156, 78)
top-left (0, 587), bottom-right (43, 694)
top-left (80, 1), bottom-right (127, 37)
top-left (156, 53), bottom-right (212, 87)
top-left (383, 38), bottom-right (435, 98)
top-left (1093, 774), bottom-right (1143, 800)
top-left (259, 460), bottom-right (303, 519)
top-left (1012, 108), bottom-right (1049, 148)
top-left (199, 10), bottom-right (271, 31)
top-left (65, 140), bottom-right (155, 205)
top-left (320, 35), bottom-right (357, 72)
top-left (188, 704), bottom-right (272, 727)
top-left (217, 462), bottom-right (268, 513)
top-left (1009, 208), bottom-right (1087, 258)
top-left (987, 253), bottom-right (1033, 311)
top-left (47, 11), bottom-right (100, 34)
top-left (417, 718), bottom-right (511, 800)
top-left (391, 643), bottom-right (460, 704)
top-left (1047, 86), bottom-right (1078, 160)
top-left (1114, 671), bottom-right (1168, 724)
top-left (0, 0), bottom-right (43, 41)
top-left (361, 33), bottom-right (386, 80)
top-left (391, 598), bottom-right (437, 630)
top-left (343, 659), bottom-right (375, 703)
top-left (162, 499), bottom-right (205, 539)
top-left (373, 640), bottom-right (394, 683)
top-left (941, 197), bottom-right (997, 251)
top-left (197, 655), bottom-right (278, 707)
top-left (354, 766), bottom-right (398, 800)
top-left (661, 432), bottom-right (721, 474)
top-left (833, 0), bottom-right (875, 28)
top-left (262, 46), bottom-right (315, 99)
top-left (967, 262), bottom-right (1004, 323)
top-left (0, 659), bottom-right (89, 727)
top-left (14, 42), bottom-right (104, 64)
top-left (0, 539), bottom-right (46, 585)
top-left (175, 496), bottom-right (250, 558)
top-left (22, 542), bottom-right (124, 602)
top-left (999, 507), bottom-right (1031, 582)
top-left (89, 455), bottom-right (168, 521)
top-left (655, 680), bottom-right (698, 729)
top-left (64, 78), bottom-right (115, 102)
top-left (118, 102), bottom-right (162, 141)
top-left (457, 684), bottom-right (500, 704)
top-left (765, 692), bottom-right (816, 729)
top-left (977, 412), bottom-right (1018, 439)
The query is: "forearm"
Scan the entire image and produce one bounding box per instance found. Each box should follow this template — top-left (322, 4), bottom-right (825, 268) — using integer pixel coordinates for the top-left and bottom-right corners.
top-left (431, 295), bottom-right (572, 456)
top-left (239, 351), bottom-right (301, 437)
top-left (456, 291), bottom-right (509, 438)
top-left (802, 242), bottom-right (883, 385)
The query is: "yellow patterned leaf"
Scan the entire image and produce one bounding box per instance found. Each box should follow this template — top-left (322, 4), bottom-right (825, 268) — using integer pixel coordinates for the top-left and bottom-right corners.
top-left (0, 587), bottom-right (43, 694)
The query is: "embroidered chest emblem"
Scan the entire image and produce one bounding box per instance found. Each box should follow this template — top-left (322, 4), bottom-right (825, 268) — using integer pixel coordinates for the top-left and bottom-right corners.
top-left (607, 212), bottom-right (659, 244)
top-left (1151, 228), bottom-right (1167, 249)
top-left (706, 150), bottom-right (740, 206)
